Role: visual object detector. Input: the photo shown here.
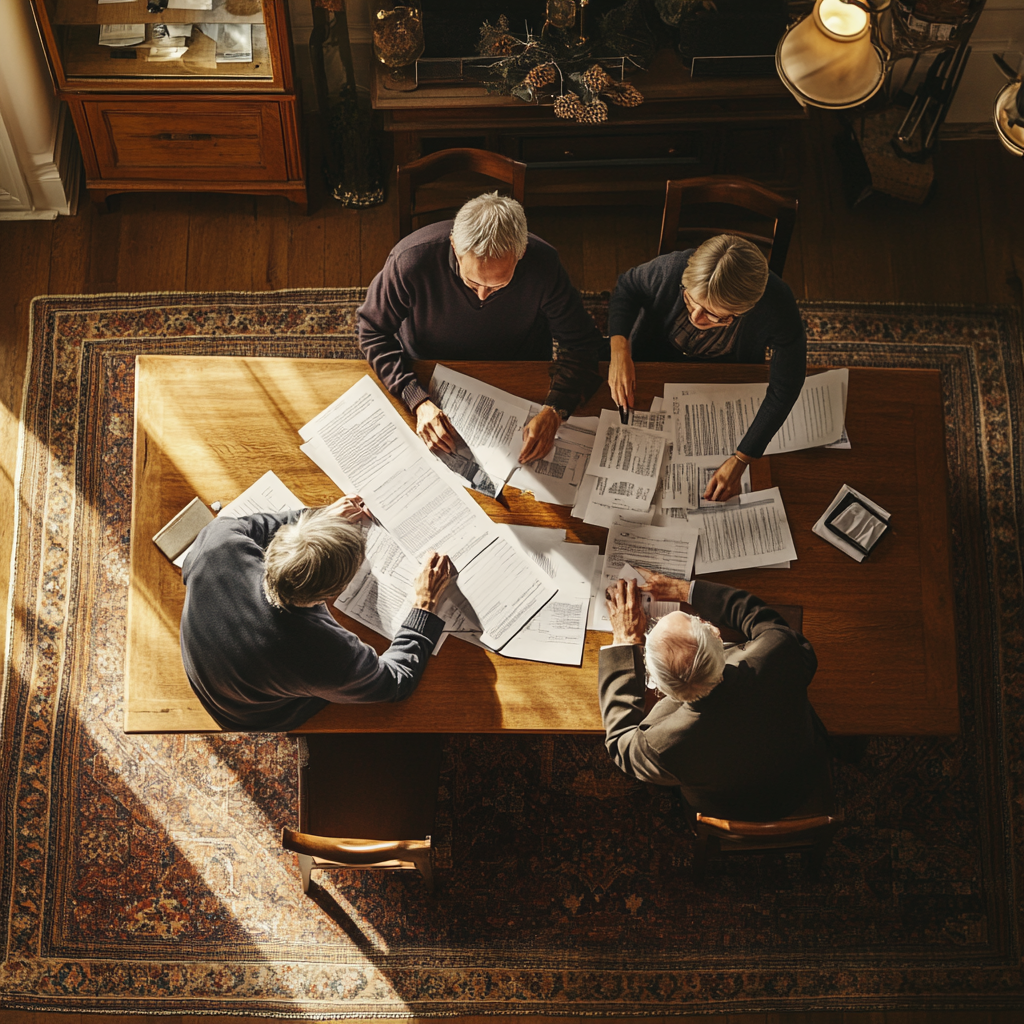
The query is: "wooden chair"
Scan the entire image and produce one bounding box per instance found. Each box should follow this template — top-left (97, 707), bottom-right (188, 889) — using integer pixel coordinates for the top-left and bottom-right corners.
top-left (397, 148), bottom-right (526, 238)
top-left (657, 175), bottom-right (798, 277)
top-left (282, 733), bottom-right (443, 893)
top-left (680, 760), bottom-right (843, 883)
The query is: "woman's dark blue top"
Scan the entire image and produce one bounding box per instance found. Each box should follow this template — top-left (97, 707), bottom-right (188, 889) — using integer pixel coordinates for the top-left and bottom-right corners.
top-left (608, 250), bottom-right (807, 458)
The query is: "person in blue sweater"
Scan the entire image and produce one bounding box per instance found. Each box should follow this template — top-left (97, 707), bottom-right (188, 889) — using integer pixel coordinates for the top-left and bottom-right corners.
top-left (607, 235), bottom-right (806, 502)
top-left (180, 495), bottom-right (454, 732)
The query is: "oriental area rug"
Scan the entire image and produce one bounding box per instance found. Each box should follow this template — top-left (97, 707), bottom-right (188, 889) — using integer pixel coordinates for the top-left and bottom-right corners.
top-left (1, 290), bottom-right (1022, 1016)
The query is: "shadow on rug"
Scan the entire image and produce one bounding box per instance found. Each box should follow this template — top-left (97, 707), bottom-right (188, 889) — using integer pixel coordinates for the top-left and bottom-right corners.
top-left (1, 290), bottom-right (1021, 1015)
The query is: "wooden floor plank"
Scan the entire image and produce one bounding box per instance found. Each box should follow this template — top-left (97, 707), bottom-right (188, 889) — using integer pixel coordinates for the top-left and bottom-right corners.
top-left (0, 221), bottom-right (53, 682)
top-left (84, 202), bottom-right (123, 294)
top-left (287, 201), bottom-right (327, 289)
top-left (47, 200), bottom-right (92, 295)
top-left (323, 203), bottom-right (364, 288)
top-left (615, 204), bottom-right (660, 278)
top-left (358, 198), bottom-right (398, 286)
top-left (250, 195), bottom-right (292, 291)
top-left (528, 206), bottom-right (585, 289)
top-left (887, 144), bottom-right (988, 305)
top-left (114, 193), bottom-right (190, 294)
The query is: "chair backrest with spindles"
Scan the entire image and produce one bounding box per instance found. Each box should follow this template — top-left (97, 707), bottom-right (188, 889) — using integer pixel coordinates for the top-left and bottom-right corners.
top-left (657, 175), bottom-right (798, 278)
top-left (398, 148), bottom-right (527, 239)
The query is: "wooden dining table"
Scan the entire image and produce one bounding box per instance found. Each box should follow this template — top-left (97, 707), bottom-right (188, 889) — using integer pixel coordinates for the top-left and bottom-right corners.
top-left (125, 356), bottom-right (958, 736)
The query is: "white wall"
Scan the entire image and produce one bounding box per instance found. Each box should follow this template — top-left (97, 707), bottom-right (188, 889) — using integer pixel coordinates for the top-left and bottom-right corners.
top-left (0, 0), bottom-right (79, 219)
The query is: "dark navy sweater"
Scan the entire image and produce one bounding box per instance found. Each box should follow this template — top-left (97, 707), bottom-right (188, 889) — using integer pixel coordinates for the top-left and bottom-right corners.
top-left (180, 512), bottom-right (443, 732)
top-left (608, 250), bottom-right (807, 458)
top-left (357, 219), bottom-right (603, 415)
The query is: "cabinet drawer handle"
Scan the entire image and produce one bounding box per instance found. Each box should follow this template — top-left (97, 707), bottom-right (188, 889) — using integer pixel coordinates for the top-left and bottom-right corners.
top-left (155, 132), bottom-right (213, 141)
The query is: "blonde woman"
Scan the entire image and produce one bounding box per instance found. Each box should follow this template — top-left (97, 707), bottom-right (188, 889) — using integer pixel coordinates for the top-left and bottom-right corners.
top-left (608, 235), bottom-right (806, 502)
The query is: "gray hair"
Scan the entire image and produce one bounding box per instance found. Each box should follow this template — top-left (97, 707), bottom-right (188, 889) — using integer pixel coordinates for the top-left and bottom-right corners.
top-left (681, 234), bottom-right (769, 315)
top-left (646, 612), bottom-right (726, 702)
top-left (450, 192), bottom-right (529, 260)
top-left (262, 509), bottom-right (365, 609)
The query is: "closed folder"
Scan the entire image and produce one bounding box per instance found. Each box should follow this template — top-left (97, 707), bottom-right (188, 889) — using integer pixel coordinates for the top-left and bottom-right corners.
top-left (152, 496), bottom-right (214, 561)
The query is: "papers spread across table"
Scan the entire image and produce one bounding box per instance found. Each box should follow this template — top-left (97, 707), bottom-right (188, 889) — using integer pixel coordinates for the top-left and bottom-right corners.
top-left (429, 364), bottom-right (532, 491)
top-left (299, 376), bottom-right (556, 650)
top-left (589, 517), bottom-right (700, 631)
top-left (664, 368), bottom-right (848, 459)
top-left (690, 487), bottom-right (798, 574)
top-left (334, 520), bottom-right (479, 656)
top-left (456, 525), bottom-right (599, 666)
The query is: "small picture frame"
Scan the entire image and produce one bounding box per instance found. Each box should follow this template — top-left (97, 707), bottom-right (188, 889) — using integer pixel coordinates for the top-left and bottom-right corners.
top-left (824, 492), bottom-right (890, 558)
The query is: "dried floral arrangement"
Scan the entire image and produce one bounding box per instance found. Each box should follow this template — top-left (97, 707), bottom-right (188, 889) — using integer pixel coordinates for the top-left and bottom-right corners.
top-left (476, 15), bottom-right (644, 123)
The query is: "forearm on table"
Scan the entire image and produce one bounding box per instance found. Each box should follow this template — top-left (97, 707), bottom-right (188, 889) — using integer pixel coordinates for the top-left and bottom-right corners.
top-left (358, 327), bottom-right (421, 408)
top-left (689, 580), bottom-right (790, 640)
top-left (375, 608), bottom-right (445, 702)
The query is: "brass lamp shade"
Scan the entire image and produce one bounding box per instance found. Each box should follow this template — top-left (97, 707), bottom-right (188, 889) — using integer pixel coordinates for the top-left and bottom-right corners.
top-left (994, 80), bottom-right (1024, 157)
top-left (776, 0), bottom-right (885, 109)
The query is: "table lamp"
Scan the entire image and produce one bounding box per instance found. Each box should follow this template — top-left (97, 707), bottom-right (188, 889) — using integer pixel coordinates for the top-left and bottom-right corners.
top-left (993, 54), bottom-right (1024, 158)
top-left (776, 0), bottom-right (885, 109)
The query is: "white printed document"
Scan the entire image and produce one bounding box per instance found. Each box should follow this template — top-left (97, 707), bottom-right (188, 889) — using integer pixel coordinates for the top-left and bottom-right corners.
top-left (590, 517), bottom-right (700, 631)
top-left (573, 409), bottom-right (668, 524)
top-left (665, 368), bottom-right (847, 459)
top-left (510, 410), bottom-right (597, 507)
top-left (658, 454), bottom-right (751, 509)
top-left (691, 486), bottom-right (798, 574)
top-left (457, 525), bottom-right (599, 665)
top-left (299, 376), bottom-right (556, 650)
top-left (429, 364), bottom-right (532, 491)
top-left (334, 521), bottom-right (477, 655)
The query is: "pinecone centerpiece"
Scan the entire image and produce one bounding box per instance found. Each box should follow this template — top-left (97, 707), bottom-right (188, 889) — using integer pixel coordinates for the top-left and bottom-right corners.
top-left (476, 20), bottom-right (644, 121)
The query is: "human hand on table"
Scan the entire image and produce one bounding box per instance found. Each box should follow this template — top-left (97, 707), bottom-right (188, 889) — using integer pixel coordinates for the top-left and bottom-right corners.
top-left (608, 335), bottom-right (635, 410)
top-left (633, 565), bottom-right (691, 604)
top-left (703, 453), bottom-right (752, 503)
top-left (518, 405), bottom-right (561, 464)
top-left (412, 551), bottom-right (456, 614)
top-left (325, 494), bottom-right (372, 523)
top-left (605, 578), bottom-right (647, 646)
top-left (416, 400), bottom-right (459, 455)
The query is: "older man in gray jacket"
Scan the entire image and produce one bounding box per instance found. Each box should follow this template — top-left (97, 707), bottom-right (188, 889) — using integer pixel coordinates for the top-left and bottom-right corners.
top-left (600, 571), bottom-right (828, 821)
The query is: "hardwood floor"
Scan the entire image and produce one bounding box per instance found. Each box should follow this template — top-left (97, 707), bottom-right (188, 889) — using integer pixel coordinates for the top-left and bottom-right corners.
top-left (0, 111), bottom-right (1021, 1021)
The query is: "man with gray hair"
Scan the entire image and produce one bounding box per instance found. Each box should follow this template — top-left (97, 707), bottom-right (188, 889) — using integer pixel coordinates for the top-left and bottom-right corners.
top-left (180, 495), bottom-right (453, 731)
top-left (358, 192), bottom-right (603, 464)
top-left (599, 570), bottom-right (828, 821)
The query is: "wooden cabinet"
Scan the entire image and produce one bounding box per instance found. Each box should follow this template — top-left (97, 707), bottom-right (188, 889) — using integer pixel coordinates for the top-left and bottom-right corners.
top-left (371, 47), bottom-right (804, 204)
top-left (31, 0), bottom-right (306, 209)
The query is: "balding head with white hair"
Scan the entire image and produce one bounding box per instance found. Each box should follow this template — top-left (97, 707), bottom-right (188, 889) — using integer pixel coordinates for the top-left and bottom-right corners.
top-left (645, 611), bottom-right (726, 702)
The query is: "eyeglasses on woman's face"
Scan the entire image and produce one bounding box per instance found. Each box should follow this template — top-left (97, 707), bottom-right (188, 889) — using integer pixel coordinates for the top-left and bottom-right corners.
top-left (683, 291), bottom-right (742, 326)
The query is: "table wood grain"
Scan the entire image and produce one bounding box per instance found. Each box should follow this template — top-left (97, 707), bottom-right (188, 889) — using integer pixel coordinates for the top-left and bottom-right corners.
top-left (126, 357), bottom-right (958, 736)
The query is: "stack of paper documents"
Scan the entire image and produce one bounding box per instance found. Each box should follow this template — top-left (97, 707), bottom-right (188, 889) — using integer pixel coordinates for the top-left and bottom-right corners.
top-left (168, 0), bottom-right (213, 9)
top-left (98, 23), bottom-right (146, 46)
top-left (299, 376), bottom-right (558, 652)
top-left (455, 525), bottom-right (599, 666)
top-left (147, 22), bottom-right (191, 60)
top-left (571, 409), bottom-right (670, 527)
top-left (198, 23), bottom-right (252, 62)
top-left (589, 517), bottom-right (700, 631)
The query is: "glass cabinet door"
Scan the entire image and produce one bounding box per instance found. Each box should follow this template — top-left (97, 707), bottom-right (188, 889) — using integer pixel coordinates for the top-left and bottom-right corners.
top-left (41, 0), bottom-right (276, 83)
